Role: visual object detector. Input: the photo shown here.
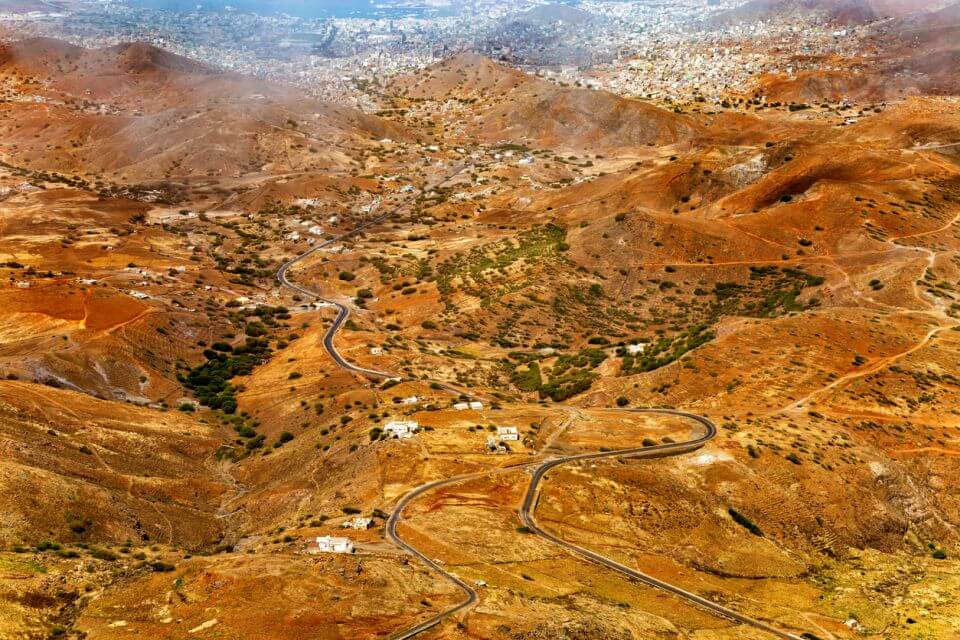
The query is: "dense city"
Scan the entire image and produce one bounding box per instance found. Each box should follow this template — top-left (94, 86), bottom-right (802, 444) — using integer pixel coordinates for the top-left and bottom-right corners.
top-left (2, 0), bottom-right (887, 109)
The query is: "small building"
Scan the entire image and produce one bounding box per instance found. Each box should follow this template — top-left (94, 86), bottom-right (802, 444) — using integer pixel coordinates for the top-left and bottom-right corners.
top-left (452, 402), bottom-right (469, 411)
top-left (468, 401), bottom-right (483, 410)
top-left (370, 347), bottom-right (385, 356)
top-left (14, 281), bottom-right (30, 289)
top-left (486, 436), bottom-right (508, 454)
top-left (401, 396), bottom-right (419, 405)
top-left (497, 426), bottom-right (519, 441)
top-left (342, 516), bottom-right (374, 530)
top-left (626, 343), bottom-right (646, 355)
top-left (309, 536), bottom-right (354, 554)
top-left (384, 420), bottom-right (419, 439)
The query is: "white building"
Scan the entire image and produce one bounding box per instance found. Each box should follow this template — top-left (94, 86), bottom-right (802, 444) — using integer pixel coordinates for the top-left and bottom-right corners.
top-left (626, 343), bottom-right (647, 355)
top-left (453, 401), bottom-right (484, 411)
top-left (309, 536), bottom-right (354, 554)
top-left (342, 516), bottom-right (374, 530)
top-left (497, 426), bottom-right (519, 441)
top-left (384, 420), bottom-right (419, 439)
top-left (401, 396), bottom-right (419, 405)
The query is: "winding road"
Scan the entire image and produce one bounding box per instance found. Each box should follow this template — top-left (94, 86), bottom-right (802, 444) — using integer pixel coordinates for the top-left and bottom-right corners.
top-left (275, 167), bottom-right (805, 640)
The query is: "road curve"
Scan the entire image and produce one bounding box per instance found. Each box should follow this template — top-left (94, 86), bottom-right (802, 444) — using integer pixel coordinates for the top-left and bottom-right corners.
top-left (519, 409), bottom-right (804, 640)
top-left (275, 166), bottom-right (806, 640)
top-left (276, 164), bottom-right (470, 380)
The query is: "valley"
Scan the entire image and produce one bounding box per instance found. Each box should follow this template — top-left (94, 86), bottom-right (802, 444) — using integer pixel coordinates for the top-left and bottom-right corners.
top-left (1, 3), bottom-right (960, 639)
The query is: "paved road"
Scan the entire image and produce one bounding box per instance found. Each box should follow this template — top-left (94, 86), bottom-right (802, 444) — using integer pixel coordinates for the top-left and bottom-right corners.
top-left (519, 409), bottom-right (804, 640)
top-left (275, 166), bottom-right (806, 640)
top-left (276, 164), bottom-right (470, 381)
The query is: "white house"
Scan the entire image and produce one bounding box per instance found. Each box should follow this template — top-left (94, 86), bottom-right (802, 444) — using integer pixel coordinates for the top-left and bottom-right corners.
top-left (384, 420), bottom-right (419, 439)
top-left (452, 402), bottom-right (469, 411)
top-left (342, 516), bottom-right (374, 530)
top-left (401, 396), bottom-right (419, 405)
top-left (309, 536), bottom-right (354, 554)
top-left (469, 401), bottom-right (483, 410)
top-left (497, 426), bottom-right (519, 441)
top-left (626, 343), bottom-right (647, 355)
top-left (370, 347), bottom-right (385, 356)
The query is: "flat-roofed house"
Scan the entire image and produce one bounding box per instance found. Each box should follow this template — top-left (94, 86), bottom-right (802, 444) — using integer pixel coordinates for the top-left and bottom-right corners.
top-left (309, 536), bottom-right (354, 554)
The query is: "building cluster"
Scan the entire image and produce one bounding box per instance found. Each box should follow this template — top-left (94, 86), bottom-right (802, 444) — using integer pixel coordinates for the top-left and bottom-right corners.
top-left (486, 425), bottom-right (520, 453)
top-left (548, 18), bottom-right (875, 104)
top-left (0, 0), bottom-right (887, 111)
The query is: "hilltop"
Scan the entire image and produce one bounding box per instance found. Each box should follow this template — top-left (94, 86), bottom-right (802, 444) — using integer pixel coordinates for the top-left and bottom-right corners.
top-left (396, 53), bottom-right (700, 151)
top-left (0, 38), bottom-right (407, 180)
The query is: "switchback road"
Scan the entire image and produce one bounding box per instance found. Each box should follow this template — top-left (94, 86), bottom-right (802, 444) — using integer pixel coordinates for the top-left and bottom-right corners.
top-left (275, 166), bottom-right (806, 640)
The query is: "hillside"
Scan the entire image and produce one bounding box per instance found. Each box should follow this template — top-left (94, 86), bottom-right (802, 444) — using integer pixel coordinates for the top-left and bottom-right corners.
top-left (713, 0), bottom-right (950, 25)
top-left (396, 53), bottom-right (700, 150)
top-left (1, 36), bottom-right (960, 640)
top-left (0, 38), bottom-right (407, 180)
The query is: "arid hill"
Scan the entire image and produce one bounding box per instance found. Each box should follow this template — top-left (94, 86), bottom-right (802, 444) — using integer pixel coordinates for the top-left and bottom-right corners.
top-left (752, 2), bottom-right (960, 102)
top-left (713, 0), bottom-right (951, 25)
top-left (0, 379), bottom-right (227, 548)
top-left (0, 38), bottom-right (407, 180)
top-left (397, 53), bottom-right (700, 151)
top-left (1, 37), bottom-right (960, 640)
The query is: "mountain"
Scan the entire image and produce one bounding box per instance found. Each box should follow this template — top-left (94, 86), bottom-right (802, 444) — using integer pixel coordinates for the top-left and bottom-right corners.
top-left (0, 38), bottom-right (407, 180)
top-left (713, 0), bottom-right (951, 25)
top-left (398, 54), bottom-right (700, 150)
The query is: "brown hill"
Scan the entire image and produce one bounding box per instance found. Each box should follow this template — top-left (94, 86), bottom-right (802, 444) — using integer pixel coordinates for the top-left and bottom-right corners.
top-left (0, 379), bottom-right (227, 548)
top-left (0, 38), bottom-right (407, 180)
top-left (398, 53), bottom-right (700, 150)
top-left (712, 0), bottom-right (947, 25)
top-left (753, 1), bottom-right (960, 103)
top-left (755, 68), bottom-right (902, 102)
top-left (0, 37), bottom-right (211, 78)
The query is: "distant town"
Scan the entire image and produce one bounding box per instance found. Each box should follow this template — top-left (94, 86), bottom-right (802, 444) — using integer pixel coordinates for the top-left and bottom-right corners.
top-left (2, 0), bottom-right (882, 110)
